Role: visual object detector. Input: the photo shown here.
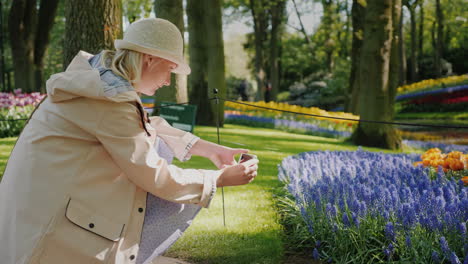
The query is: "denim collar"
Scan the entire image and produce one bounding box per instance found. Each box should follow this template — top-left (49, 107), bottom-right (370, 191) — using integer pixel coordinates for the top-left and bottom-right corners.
top-left (88, 51), bottom-right (135, 97)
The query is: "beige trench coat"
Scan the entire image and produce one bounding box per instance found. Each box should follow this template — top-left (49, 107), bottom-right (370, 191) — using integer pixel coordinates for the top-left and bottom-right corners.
top-left (0, 51), bottom-right (219, 264)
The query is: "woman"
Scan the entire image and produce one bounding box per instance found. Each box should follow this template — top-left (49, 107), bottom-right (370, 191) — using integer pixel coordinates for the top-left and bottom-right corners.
top-left (0, 18), bottom-right (258, 264)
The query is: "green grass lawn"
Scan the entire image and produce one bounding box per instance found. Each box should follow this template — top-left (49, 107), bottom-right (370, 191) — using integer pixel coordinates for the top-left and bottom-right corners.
top-left (0, 125), bottom-right (404, 263)
top-left (0, 137), bottom-right (15, 179)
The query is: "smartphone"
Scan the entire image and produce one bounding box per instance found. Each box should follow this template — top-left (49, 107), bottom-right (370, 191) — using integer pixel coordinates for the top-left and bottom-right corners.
top-left (238, 153), bottom-right (257, 163)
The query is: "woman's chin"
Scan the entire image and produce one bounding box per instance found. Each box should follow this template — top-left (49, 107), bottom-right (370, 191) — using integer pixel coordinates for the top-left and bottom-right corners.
top-left (141, 89), bottom-right (156, 96)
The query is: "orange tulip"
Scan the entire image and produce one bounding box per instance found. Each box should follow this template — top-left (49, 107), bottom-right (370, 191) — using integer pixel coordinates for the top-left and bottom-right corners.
top-left (462, 176), bottom-right (468, 185)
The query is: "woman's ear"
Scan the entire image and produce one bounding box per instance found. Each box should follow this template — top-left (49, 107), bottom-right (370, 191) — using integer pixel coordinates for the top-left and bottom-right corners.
top-left (145, 55), bottom-right (162, 68)
top-left (142, 54), bottom-right (152, 66)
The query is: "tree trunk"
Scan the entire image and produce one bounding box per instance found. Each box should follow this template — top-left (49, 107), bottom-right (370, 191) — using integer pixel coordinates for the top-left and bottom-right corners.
top-left (345, 0), bottom-right (365, 114)
top-left (434, 0), bottom-right (443, 77)
top-left (269, 0), bottom-right (285, 102)
top-left (341, 0), bottom-right (351, 58)
top-left (204, 0), bottom-right (226, 126)
top-left (187, 0), bottom-right (225, 126)
top-left (321, 0), bottom-right (335, 73)
top-left (154, 0), bottom-right (187, 109)
top-left (352, 0), bottom-right (400, 150)
top-left (8, 0), bottom-right (36, 93)
top-left (187, 0), bottom-right (208, 123)
top-left (249, 0), bottom-right (268, 101)
top-left (399, 4), bottom-right (406, 86)
top-left (34, 0), bottom-right (60, 93)
top-left (390, 0), bottom-right (402, 106)
top-left (418, 0), bottom-right (424, 59)
top-left (408, 4), bottom-right (418, 82)
top-left (64, 0), bottom-right (123, 69)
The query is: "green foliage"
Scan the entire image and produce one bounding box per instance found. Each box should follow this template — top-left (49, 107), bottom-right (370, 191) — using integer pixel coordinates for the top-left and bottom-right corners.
top-left (277, 91), bottom-right (290, 102)
top-left (44, 0), bottom-right (65, 76)
top-left (405, 0), bottom-right (468, 79)
top-left (123, 0), bottom-right (152, 23)
top-left (0, 106), bottom-right (33, 137)
top-left (319, 58), bottom-right (350, 110)
top-left (274, 188), bottom-right (314, 254)
top-left (225, 76), bottom-right (251, 100)
top-left (280, 34), bottom-right (319, 92)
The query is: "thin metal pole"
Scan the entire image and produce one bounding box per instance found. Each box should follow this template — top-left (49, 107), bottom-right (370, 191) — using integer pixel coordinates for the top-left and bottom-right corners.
top-left (213, 88), bottom-right (226, 227)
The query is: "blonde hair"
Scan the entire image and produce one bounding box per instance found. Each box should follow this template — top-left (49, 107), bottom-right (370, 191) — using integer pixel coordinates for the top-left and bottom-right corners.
top-left (101, 49), bottom-right (143, 83)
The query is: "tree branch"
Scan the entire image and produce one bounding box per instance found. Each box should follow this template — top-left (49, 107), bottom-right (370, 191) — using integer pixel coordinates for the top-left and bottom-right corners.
top-left (292, 0), bottom-right (311, 44)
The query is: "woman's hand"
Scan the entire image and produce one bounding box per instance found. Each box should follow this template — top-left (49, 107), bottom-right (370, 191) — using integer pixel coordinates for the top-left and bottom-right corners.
top-left (189, 139), bottom-right (248, 169)
top-left (216, 159), bottom-right (259, 187)
top-left (209, 145), bottom-right (248, 169)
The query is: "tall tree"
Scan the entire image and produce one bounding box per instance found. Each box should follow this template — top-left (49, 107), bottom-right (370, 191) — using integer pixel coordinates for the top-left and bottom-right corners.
top-left (345, 0), bottom-right (365, 114)
top-left (403, 0), bottom-right (419, 82)
top-left (320, 0), bottom-right (338, 73)
top-left (352, 0), bottom-right (401, 150)
top-left (389, 0), bottom-right (403, 108)
top-left (434, 0), bottom-right (443, 77)
top-left (398, 3), bottom-right (406, 85)
top-left (249, 0), bottom-right (269, 101)
top-left (154, 0), bottom-right (188, 107)
top-left (268, 0), bottom-right (286, 102)
top-left (63, 0), bottom-right (123, 68)
top-left (8, 0), bottom-right (59, 93)
top-left (339, 0), bottom-right (352, 58)
top-left (187, 0), bottom-right (226, 126)
top-left (418, 0), bottom-right (424, 59)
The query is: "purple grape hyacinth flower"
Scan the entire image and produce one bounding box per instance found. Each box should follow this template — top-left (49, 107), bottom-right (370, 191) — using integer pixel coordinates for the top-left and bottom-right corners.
top-left (450, 251), bottom-right (462, 264)
top-left (432, 251), bottom-right (441, 263)
top-left (440, 236), bottom-right (451, 255)
top-left (385, 222), bottom-right (396, 241)
top-left (312, 248), bottom-right (320, 260)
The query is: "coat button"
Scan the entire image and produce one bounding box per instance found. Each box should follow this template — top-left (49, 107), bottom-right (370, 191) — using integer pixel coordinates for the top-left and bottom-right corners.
top-left (130, 255), bottom-right (135, 260)
top-left (138, 207), bottom-right (144, 213)
top-left (89, 223), bottom-right (95, 228)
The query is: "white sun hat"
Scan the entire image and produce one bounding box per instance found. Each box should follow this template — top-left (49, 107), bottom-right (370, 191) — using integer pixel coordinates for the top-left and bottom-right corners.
top-left (115, 18), bottom-right (191, 75)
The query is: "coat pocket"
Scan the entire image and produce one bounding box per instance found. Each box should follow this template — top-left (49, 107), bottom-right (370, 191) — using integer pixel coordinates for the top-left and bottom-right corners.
top-left (65, 198), bottom-right (125, 241)
top-left (37, 198), bottom-right (125, 264)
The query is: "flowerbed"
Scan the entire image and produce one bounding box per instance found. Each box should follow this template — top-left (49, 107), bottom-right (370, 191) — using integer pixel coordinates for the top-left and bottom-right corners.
top-left (224, 112), bottom-right (352, 138)
top-left (224, 101), bottom-right (358, 125)
top-left (278, 149), bottom-right (467, 263)
top-left (397, 84), bottom-right (468, 102)
top-left (397, 75), bottom-right (468, 95)
top-left (399, 130), bottom-right (468, 146)
top-left (0, 90), bottom-right (45, 137)
top-left (404, 140), bottom-right (468, 153)
top-left (224, 101), bottom-right (357, 138)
